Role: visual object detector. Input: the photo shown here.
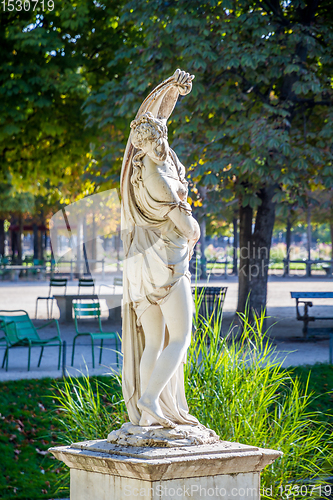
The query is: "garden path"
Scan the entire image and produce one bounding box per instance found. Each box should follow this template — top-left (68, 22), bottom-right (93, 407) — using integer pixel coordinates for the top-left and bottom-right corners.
top-left (0, 276), bottom-right (332, 380)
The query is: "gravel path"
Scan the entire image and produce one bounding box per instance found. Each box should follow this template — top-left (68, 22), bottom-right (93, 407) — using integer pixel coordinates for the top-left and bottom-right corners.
top-left (0, 275), bottom-right (332, 380)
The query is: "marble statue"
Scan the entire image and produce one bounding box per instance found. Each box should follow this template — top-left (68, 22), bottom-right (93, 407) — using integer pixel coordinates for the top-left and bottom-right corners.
top-left (109, 69), bottom-right (219, 446)
top-left (49, 73), bottom-right (283, 494)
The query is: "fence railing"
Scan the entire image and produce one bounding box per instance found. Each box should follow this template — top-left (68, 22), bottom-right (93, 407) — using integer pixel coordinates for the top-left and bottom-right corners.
top-left (192, 258), bottom-right (333, 279)
top-left (51, 258), bottom-right (124, 280)
top-left (282, 259), bottom-right (333, 277)
top-left (2, 257), bottom-right (333, 281)
top-left (190, 259), bottom-right (232, 279)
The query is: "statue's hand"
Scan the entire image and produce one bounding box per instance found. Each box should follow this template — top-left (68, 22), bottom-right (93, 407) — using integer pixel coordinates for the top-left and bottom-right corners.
top-left (171, 69), bottom-right (195, 96)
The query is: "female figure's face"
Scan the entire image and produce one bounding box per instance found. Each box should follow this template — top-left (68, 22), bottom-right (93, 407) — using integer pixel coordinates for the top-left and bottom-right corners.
top-left (144, 136), bottom-right (169, 163)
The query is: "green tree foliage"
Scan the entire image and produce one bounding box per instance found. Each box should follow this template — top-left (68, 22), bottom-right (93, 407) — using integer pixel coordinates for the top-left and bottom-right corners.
top-left (85, 0), bottom-right (333, 313)
top-left (0, 0), bottom-right (127, 195)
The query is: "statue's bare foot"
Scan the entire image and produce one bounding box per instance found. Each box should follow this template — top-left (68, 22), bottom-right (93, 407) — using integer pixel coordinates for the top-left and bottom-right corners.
top-left (138, 396), bottom-right (176, 428)
top-left (139, 410), bottom-right (154, 427)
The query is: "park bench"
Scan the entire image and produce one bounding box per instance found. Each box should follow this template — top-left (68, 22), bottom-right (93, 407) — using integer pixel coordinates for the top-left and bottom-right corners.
top-left (291, 292), bottom-right (333, 362)
top-left (3, 264), bottom-right (46, 281)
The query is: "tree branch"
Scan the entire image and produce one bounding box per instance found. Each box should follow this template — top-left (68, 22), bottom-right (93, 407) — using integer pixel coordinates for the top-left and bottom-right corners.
top-left (294, 97), bottom-right (332, 107)
top-left (261, 0), bottom-right (289, 26)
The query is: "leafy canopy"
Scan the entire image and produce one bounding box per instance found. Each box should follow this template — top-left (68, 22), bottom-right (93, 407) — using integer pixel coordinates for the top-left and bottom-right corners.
top-left (0, 0), bottom-right (128, 199)
top-left (85, 0), bottom-right (333, 211)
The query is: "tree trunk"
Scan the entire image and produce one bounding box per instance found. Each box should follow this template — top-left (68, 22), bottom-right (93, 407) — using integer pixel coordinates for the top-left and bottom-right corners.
top-left (237, 204), bottom-right (253, 313)
top-left (50, 227), bottom-right (57, 261)
top-left (76, 217), bottom-right (83, 277)
top-left (82, 216), bottom-right (90, 275)
top-left (198, 187), bottom-right (207, 280)
top-left (284, 217), bottom-right (292, 276)
top-left (90, 212), bottom-right (97, 272)
top-left (39, 228), bottom-right (44, 263)
top-left (306, 206), bottom-right (311, 277)
top-left (248, 186), bottom-right (276, 316)
top-left (17, 214), bottom-right (23, 264)
top-left (0, 218), bottom-right (5, 257)
top-left (11, 226), bottom-right (17, 263)
top-left (232, 215), bottom-right (238, 275)
top-left (44, 231), bottom-right (48, 258)
top-left (116, 229), bottom-right (121, 272)
top-left (237, 185), bottom-right (277, 317)
top-left (199, 218), bottom-right (207, 280)
top-left (33, 223), bottom-right (39, 261)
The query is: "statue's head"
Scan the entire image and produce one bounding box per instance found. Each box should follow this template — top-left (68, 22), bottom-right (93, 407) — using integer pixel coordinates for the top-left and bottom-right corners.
top-left (130, 112), bottom-right (169, 162)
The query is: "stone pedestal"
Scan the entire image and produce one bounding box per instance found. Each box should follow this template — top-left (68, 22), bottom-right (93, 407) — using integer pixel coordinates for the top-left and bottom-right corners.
top-left (49, 439), bottom-right (282, 500)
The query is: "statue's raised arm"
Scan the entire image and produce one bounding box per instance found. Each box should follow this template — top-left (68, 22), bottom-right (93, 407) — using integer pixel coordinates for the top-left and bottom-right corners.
top-left (135, 69), bottom-right (194, 121)
top-left (120, 69), bottom-right (194, 228)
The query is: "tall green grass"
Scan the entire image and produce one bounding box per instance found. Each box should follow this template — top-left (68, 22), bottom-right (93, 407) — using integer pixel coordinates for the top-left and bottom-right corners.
top-left (52, 290), bottom-right (333, 499)
top-left (52, 373), bottom-right (127, 444)
top-left (51, 374), bottom-right (127, 496)
top-left (187, 288), bottom-right (333, 497)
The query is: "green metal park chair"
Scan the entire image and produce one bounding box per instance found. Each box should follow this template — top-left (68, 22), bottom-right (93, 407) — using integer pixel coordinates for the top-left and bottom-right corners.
top-left (35, 277), bottom-right (68, 319)
top-left (71, 302), bottom-right (119, 369)
top-left (98, 276), bottom-right (123, 294)
top-left (78, 278), bottom-right (95, 295)
top-left (0, 310), bottom-right (62, 371)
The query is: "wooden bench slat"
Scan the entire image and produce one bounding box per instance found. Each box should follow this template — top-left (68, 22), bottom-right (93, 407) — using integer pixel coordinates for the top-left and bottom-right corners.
top-left (291, 292), bottom-right (333, 299)
top-left (291, 292), bottom-right (333, 345)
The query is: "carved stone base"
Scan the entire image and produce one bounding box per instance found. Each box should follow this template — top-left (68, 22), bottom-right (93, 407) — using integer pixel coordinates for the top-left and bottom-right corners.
top-left (49, 438), bottom-right (282, 500)
top-left (107, 422), bottom-right (219, 447)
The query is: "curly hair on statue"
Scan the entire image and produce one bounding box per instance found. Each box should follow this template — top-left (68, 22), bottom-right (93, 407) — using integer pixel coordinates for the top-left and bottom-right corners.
top-left (130, 112), bottom-right (167, 150)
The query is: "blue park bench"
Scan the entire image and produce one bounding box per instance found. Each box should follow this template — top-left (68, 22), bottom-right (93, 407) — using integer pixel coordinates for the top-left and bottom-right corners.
top-left (291, 292), bottom-right (333, 362)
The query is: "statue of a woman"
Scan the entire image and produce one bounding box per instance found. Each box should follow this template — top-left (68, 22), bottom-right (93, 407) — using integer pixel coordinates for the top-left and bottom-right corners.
top-left (121, 70), bottom-right (200, 429)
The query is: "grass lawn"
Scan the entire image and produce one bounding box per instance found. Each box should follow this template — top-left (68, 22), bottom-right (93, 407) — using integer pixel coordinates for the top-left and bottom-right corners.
top-left (1, 365), bottom-right (333, 500)
top-left (291, 363), bottom-right (333, 418)
top-left (268, 263), bottom-right (327, 271)
top-left (0, 378), bottom-right (69, 500)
